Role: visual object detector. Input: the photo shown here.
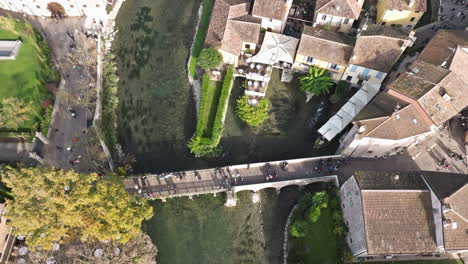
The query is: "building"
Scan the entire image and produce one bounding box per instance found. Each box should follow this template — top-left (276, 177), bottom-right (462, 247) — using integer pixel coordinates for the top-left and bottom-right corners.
top-left (252, 0), bottom-right (292, 33)
top-left (205, 0), bottom-right (261, 66)
top-left (0, 40), bottom-right (22, 60)
top-left (341, 24), bottom-right (413, 86)
top-left (293, 26), bottom-right (354, 81)
top-left (339, 93), bottom-right (433, 158)
top-left (388, 31), bottom-right (468, 127)
top-left (0, 0), bottom-right (109, 25)
top-left (339, 30), bottom-right (468, 157)
top-left (313, 0), bottom-right (365, 33)
top-left (341, 170), bottom-right (468, 259)
top-left (377, 0), bottom-right (426, 29)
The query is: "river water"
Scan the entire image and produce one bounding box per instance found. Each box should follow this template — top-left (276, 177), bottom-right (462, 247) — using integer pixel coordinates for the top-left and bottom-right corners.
top-left (143, 187), bottom-right (302, 264)
top-left (114, 0), bottom-right (337, 263)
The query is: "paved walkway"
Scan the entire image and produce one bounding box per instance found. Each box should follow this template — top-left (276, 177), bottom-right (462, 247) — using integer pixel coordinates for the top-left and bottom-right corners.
top-left (125, 154), bottom-right (420, 199)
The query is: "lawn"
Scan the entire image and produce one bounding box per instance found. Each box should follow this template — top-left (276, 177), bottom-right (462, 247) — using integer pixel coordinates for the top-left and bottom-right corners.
top-left (369, 260), bottom-right (463, 264)
top-left (197, 74), bottom-right (222, 138)
top-left (0, 16), bottom-right (58, 133)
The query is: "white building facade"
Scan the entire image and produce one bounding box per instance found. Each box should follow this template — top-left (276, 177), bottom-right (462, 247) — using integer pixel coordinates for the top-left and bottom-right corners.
top-left (314, 12), bottom-right (355, 33)
top-left (341, 64), bottom-right (387, 86)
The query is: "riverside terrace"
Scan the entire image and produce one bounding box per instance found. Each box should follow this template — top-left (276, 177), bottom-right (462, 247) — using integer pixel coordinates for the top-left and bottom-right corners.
top-left (123, 154), bottom-right (420, 205)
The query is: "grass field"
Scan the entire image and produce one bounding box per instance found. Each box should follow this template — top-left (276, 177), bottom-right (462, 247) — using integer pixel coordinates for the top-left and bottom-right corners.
top-left (0, 16), bottom-right (57, 132)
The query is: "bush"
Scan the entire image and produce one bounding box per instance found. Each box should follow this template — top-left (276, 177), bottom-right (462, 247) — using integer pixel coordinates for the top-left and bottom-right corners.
top-left (100, 52), bottom-right (120, 151)
top-left (290, 219), bottom-right (308, 238)
top-left (307, 206), bottom-right (321, 223)
top-left (236, 95), bottom-right (269, 127)
top-left (40, 105), bottom-right (53, 135)
top-left (198, 48), bottom-right (222, 70)
top-left (329, 80), bottom-right (350, 104)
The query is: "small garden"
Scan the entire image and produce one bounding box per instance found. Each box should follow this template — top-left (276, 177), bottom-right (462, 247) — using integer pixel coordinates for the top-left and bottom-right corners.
top-left (287, 189), bottom-right (352, 264)
top-left (0, 16), bottom-right (60, 139)
top-left (188, 60), bottom-right (234, 157)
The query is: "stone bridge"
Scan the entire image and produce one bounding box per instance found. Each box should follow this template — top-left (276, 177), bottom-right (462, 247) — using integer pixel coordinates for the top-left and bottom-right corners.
top-left (124, 155), bottom-right (342, 206)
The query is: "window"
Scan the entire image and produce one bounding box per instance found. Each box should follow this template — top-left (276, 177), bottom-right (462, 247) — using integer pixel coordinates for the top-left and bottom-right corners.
top-left (70, 4), bottom-right (74, 7)
top-left (329, 72), bottom-right (334, 78)
top-left (357, 79), bottom-right (364, 85)
top-left (306, 56), bottom-right (314, 63)
top-left (382, 22), bottom-right (386, 25)
top-left (330, 63), bottom-right (338, 70)
top-left (343, 19), bottom-right (349, 24)
top-left (346, 76), bottom-right (352, 81)
top-left (245, 44), bottom-right (250, 49)
top-left (322, 15), bottom-right (327, 20)
top-left (391, 24), bottom-right (396, 27)
top-left (350, 64), bottom-right (358, 72)
top-left (350, 238), bottom-right (353, 244)
top-left (376, 71), bottom-right (384, 79)
top-left (83, 4), bottom-right (87, 7)
top-left (361, 68), bottom-right (370, 77)
top-left (410, 17), bottom-right (416, 22)
top-left (36, 5), bottom-right (40, 8)
top-left (342, 203), bottom-right (345, 208)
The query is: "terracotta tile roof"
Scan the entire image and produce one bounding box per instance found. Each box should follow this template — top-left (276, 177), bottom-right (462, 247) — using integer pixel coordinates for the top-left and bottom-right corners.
top-left (442, 210), bottom-right (468, 250)
top-left (449, 46), bottom-right (468, 84)
top-left (252, 0), bottom-right (289, 21)
top-left (315, 0), bottom-right (364, 19)
top-left (418, 30), bottom-right (468, 66)
top-left (205, 0), bottom-right (249, 48)
top-left (418, 72), bottom-right (468, 126)
top-left (349, 25), bottom-right (410, 72)
top-left (384, 0), bottom-right (427, 12)
top-left (354, 171), bottom-right (427, 190)
top-left (361, 190), bottom-right (437, 255)
top-left (220, 16), bottom-right (261, 55)
top-left (355, 92), bottom-right (409, 120)
top-left (363, 104), bottom-right (431, 140)
top-left (388, 72), bottom-right (437, 100)
top-left (297, 27), bottom-right (354, 66)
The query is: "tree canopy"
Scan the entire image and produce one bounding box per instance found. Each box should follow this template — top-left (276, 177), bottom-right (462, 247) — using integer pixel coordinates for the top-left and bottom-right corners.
top-left (299, 67), bottom-right (333, 96)
top-left (197, 48), bottom-right (223, 70)
top-left (235, 95), bottom-right (269, 127)
top-left (1, 167), bottom-right (153, 250)
top-left (0, 97), bottom-right (33, 129)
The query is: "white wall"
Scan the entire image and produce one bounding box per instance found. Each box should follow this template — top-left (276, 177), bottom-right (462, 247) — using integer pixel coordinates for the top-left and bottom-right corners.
top-left (260, 18), bottom-right (283, 33)
top-left (314, 12), bottom-right (354, 33)
top-left (341, 64), bottom-right (387, 86)
top-left (340, 176), bottom-right (368, 256)
top-left (0, 0), bottom-right (108, 22)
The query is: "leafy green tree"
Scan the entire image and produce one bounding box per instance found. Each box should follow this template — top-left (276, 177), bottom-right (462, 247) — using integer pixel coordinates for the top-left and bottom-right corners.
top-left (235, 95), bottom-right (269, 127)
top-left (197, 48), bottom-right (223, 70)
top-left (299, 67), bottom-right (333, 96)
top-left (312, 191), bottom-right (329, 209)
top-left (187, 136), bottom-right (222, 157)
top-left (2, 167), bottom-right (153, 250)
top-left (290, 219), bottom-right (308, 238)
top-left (0, 97), bottom-right (33, 129)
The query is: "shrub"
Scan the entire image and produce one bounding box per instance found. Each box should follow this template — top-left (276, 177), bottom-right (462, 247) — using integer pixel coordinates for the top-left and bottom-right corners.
top-left (236, 95), bottom-right (269, 127)
top-left (40, 105), bottom-right (53, 135)
top-left (307, 206), bottom-right (321, 223)
top-left (198, 48), bottom-right (223, 70)
top-left (290, 219), bottom-right (308, 238)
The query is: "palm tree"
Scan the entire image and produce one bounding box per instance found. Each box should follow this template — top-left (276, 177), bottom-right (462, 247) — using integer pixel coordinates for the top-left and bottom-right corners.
top-left (299, 66), bottom-right (333, 96)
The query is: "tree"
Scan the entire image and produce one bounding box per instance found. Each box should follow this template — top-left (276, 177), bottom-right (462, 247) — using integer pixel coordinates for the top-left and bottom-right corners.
top-left (290, 219), bottom-right (307, 238)
top-left (0, 97), bottom-right (33, 129)
top-left (23, 232), bottom-right (157, 264)
top-left (197, 48), bottom-right (223, 70)
top-left (235, 95), bottom-right (269, 127)
top-left (2, 167), bottom-right (153, 250)
top-left (299, 67), bottom-right (333, 96)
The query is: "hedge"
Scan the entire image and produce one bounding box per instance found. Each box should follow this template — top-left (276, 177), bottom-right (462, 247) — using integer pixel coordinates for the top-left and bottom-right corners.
top-left (188, 66), bottom-right (233, 156)
top-left (195, 74), bottom-right (212, 138)
top-left (189, 0), bottom-right (215, 79)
